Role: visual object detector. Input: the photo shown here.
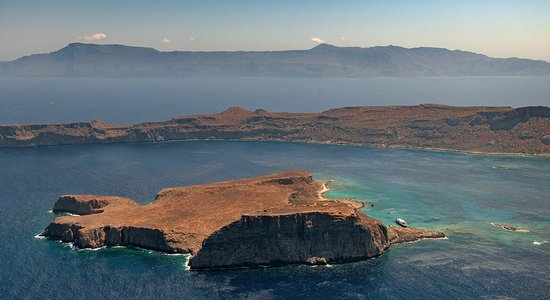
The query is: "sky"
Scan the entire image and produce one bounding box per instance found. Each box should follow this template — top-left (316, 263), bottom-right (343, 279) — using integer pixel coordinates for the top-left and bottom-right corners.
top-left (1, 0), bottom-right (549, 61)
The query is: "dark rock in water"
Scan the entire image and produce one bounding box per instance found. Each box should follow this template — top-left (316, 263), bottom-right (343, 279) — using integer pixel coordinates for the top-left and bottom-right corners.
top-left (491, 223), bottom-right (530, 232)
top-left (306, 257), bottom-right (328, 265)
top-left (425, 217), bottom-right (441, 223)
top-left (41, 171), bottom-right (445, 270)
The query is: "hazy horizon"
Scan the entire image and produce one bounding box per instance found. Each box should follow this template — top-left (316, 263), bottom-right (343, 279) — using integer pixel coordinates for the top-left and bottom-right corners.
top-left (2, 76), bottom-right (549, 125)
top-left (5, 42), bottom-right (550, 64)
top-left (1, 0), bottom-right (549, 61)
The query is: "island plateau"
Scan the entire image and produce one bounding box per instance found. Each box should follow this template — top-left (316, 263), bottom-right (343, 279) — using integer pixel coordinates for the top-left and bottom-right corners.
top-left (2, 104), bottom-right (549, 154)
top-left (41, 171), bottom-right (444, 270)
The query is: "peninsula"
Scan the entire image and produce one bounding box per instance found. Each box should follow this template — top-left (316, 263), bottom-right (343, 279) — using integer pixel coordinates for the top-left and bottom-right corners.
top-left (2, 105), bottom-right (549, 154)
top-left (41, 171), bottom-right (444, 269)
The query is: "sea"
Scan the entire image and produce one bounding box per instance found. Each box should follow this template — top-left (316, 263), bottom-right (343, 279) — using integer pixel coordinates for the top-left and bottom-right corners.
top-left (1, 76), bottom-right (550, 124)
top-left (0, 76), bottom-right (549, 299)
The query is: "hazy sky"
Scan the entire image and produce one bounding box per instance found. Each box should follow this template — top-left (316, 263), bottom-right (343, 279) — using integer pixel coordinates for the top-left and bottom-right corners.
top-left (1, 0), bottom-right (549, 61)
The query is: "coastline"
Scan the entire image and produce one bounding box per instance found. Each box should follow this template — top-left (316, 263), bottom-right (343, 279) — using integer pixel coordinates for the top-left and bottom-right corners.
top-left (38, 171), bottom-right (446, 270)
top-left (318, 180), bottom-right (366, 209)
top-left (388, 145), bottom-right (550, 157)
top-left (317, 180), bottom-right (331, 200)
top-left (163, 138), bottom-right (550, 158)
top-left (1, 104), bottom-right (549, 156)
top-left (273, 138), bottom-right (550, 157)
top-left (3, 137), bottom-right (549, 158)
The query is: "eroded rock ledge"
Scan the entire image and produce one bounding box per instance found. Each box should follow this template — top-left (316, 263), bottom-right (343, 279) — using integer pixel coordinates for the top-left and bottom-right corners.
top-left (41, 171), bottom-right (444, 270)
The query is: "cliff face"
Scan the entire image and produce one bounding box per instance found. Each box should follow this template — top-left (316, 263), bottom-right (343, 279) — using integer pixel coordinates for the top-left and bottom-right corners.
top-left (189, 213), bottom-right (389, 269)
top-left (41, 171), bottom-right (444, 269)
top-left (2, 105), bottom-right (549, 154)
top-left (53, 195), bottom-right (137, 215)
top-left (43, 222), bottom-right (174, 252)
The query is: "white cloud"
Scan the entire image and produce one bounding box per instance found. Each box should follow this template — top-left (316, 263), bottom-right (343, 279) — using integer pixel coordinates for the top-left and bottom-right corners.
top-left (78, 33), bottom-right (107, 41)
top-left (189, 37), bottom-right (195, 41)
top-left (340, 36), bottom-right (346, 41)
top-left (311, 37), bottom-right (326, 44)
top-left (161, 38), bottom-right (171, 44)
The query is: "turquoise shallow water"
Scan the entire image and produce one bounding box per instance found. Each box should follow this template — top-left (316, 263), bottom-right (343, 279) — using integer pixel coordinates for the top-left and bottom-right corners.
top-left (0, 141), bottom-right (549, 299)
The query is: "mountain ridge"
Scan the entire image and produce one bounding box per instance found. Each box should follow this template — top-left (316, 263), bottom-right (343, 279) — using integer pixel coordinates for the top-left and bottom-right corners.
top-left (2, 43), bottom-right (549, 77)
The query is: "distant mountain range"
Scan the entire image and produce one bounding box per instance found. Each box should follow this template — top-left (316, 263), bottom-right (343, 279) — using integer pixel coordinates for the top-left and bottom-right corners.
top-left (1, 43), bottom-right (550, 77)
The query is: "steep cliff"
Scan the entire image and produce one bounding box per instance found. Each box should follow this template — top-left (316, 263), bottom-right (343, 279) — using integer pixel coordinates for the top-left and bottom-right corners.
top-left (53, 195), bottom-right (138, 215)
top-left (2, 105), bottom-right (549, 154)
top-left (188, 212), bottom-right (389, 269)
top-left (41, 171), bottom-right (444, 269)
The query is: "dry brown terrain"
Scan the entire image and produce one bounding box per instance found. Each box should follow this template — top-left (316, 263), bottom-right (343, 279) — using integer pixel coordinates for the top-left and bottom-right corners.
top-left (1, 104), bottom-right (549, 154)
top-left (42, 171), bottom-right (444, 270)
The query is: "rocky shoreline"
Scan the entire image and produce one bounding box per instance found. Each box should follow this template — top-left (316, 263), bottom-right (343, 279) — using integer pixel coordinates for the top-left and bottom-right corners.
top-left (2, 105), bottom-right (550, 155)
top-left (40, 171), bottom-right (445, 270)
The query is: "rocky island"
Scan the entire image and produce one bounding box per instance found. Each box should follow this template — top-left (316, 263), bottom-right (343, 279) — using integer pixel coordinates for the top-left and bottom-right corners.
top-left (41, 171), bottom-right (444, 270)
top-left (1, 104), bottom-right (549, 154)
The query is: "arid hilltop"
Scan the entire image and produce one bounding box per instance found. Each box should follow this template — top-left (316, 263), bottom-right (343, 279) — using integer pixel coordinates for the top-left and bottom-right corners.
top-left (42, 171), bottom-right (444, 270)
top-left (1, 104), bottom-right (549, 154)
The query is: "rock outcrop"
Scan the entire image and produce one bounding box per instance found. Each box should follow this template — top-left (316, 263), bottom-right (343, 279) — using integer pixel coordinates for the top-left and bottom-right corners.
top-left (53, 195), bottom-right (137, 215)
top-left (490, 223), bottom-right (530, 233)
top-left (41, 171), bottom-right (444, 270)
top-left (387, 226), bottom-right (445, 244)
top-left (2, 105), bottom-right (550, 154)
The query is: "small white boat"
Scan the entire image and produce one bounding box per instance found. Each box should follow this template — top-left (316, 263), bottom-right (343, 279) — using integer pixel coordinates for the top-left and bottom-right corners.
top-left (395, 218), bottom-right (408, 227)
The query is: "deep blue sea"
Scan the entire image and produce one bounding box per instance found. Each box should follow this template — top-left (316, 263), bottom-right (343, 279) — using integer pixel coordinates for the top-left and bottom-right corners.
top-left (0, 76), bottom-right (549, 299)
top-left (0, 76), bottom-right (549, 124)
top-left (0, 141), bottom-right (549, 299)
